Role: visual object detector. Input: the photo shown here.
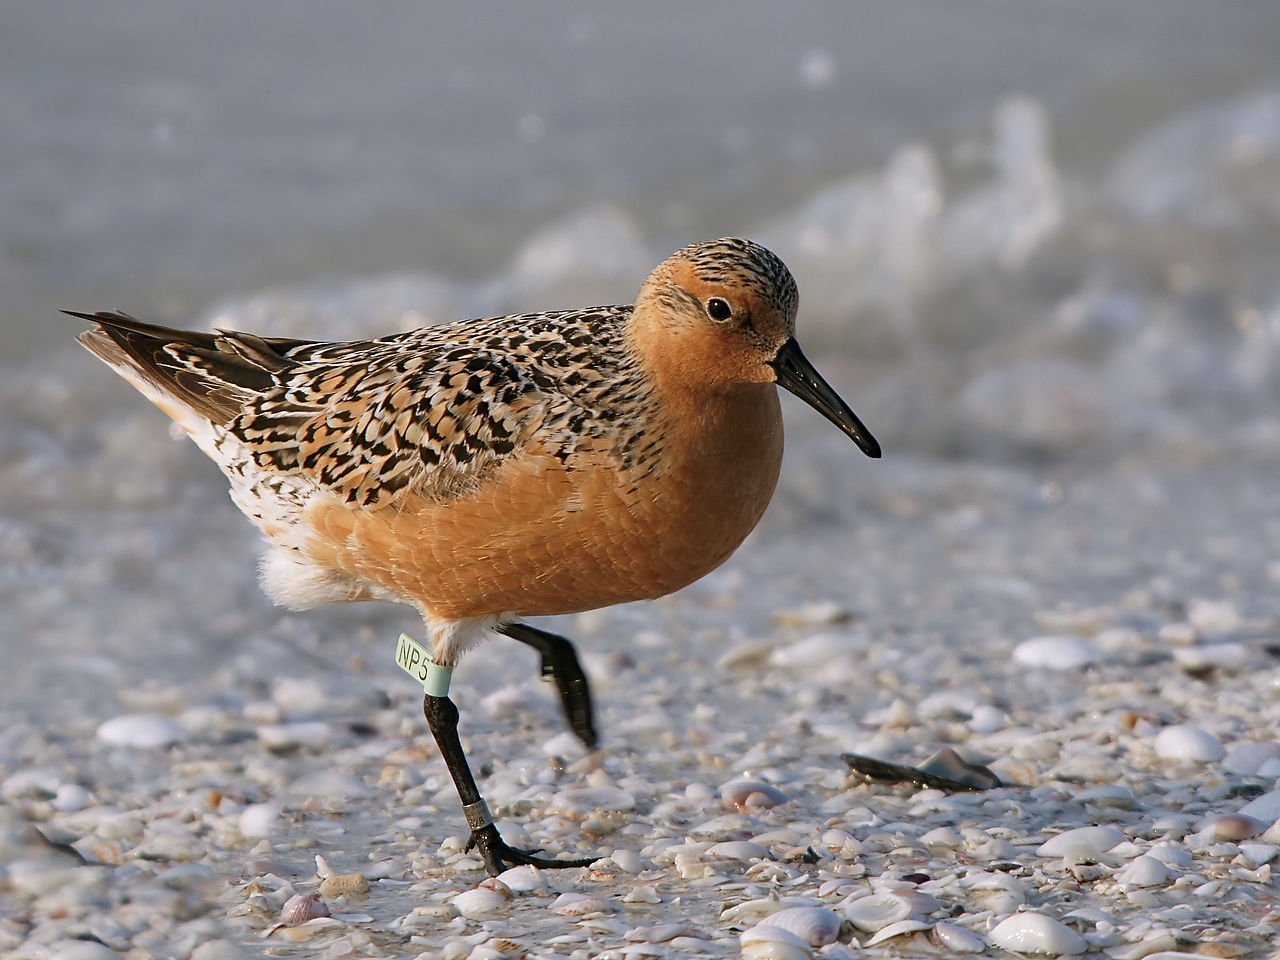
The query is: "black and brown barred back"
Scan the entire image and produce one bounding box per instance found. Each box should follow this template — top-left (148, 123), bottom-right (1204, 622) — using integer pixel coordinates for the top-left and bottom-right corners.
top-left (229, 307), bottom-right (659, 506)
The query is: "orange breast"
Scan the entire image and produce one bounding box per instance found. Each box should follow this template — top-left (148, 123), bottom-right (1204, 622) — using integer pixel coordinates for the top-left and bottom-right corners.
top-left (302, 384), bottom-right (784, 620)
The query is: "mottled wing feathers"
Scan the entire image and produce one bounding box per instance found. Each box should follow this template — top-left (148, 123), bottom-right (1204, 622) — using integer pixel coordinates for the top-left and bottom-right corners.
top-left (235, 307), bottom-right (643, 506)
top-left (74, 306), bottom-right (648, 509)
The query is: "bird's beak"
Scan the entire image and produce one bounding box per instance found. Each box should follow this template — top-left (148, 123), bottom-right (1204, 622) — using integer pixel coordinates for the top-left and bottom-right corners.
top-left (770, 338), bottom-right (881, 458)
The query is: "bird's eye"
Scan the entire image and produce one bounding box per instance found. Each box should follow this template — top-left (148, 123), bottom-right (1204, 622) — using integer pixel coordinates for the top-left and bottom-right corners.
top-left (706, 297), bottom-right (732, 322)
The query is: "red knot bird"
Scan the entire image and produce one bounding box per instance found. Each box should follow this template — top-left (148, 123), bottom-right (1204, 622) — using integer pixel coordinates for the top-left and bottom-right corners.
top-left (72, 237), bottom-right (880, 875)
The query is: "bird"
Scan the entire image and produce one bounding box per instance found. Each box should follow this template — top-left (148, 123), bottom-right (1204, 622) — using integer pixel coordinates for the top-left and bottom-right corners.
top-left (71, 237), bottom-right (880, 875)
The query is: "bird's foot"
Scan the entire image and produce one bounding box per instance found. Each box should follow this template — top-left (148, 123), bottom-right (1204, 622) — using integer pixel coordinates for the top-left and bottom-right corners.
top-left (466, 823), bottom-right (599, 875)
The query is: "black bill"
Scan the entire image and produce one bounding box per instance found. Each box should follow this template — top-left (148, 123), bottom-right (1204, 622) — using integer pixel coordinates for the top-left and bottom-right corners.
top-left (770, 338), bottom-right (881, 458)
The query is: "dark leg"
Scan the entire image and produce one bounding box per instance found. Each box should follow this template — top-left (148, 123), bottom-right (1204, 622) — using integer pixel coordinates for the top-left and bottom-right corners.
top-left (423, 693), bottom-right (598, 875)
top-left (499, 622), bottom-right (598, 749)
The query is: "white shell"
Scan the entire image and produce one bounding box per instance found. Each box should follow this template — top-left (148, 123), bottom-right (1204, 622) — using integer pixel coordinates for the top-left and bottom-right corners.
top-left (988, 912), bottom-right (1086, 956)
top-left (1239, 789), bottom-right (1280, 823)
top-left (1113, 854), bottom-right (1171, 887)
top-left (551, 893), bottom-right (613, 918)
top-left (238, 803), bottom-right (282, 838)
top-left (548, 784), bottom-right (635, 815)
top-left (933, 921), bottom-right (986, 953)
top-left (842, 892), bottom-right (913, 932)
top-left (721, 778), bottom-right (789, 811)
top-left (1153, 724), bottom-right (1225, 762)
top-left (495, 864), bottom-right (548, 892)
top-left (756, 907), bottom-right (843, 947)
top-left (865, 919), bottom-right (931, 946)
top-left (1012, 635), bottom-right (1100, 670)
top-left (1223, 741), bottom-right (1280, 775)
top-left (450, 881), bottom-right (512, 919)
top-left (1036, 825), bottom-right (1124, 858)
top-left (740, 924), bottom-right (815, 960)
top-left (96, 714), bottom-right (184, 749)
top-left (279, 892), bottom-right (329, 925)
top-left (706, 840), bottom-right (770, 860)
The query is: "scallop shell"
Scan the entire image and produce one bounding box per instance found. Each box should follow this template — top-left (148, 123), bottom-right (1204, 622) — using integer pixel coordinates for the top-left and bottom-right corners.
top-left (842, 893), bottom-right (913, 932)
top-left (280, 892), bottom-right (329, 925)
top-left (721, 779), bottom-right (789, 811)
top-left (739, 924), bottom-right (815, 960)
top-left (865, 919), bottom-right (931, 947)
top-left (755, 907), bottom-right (843, 947)
top-left (318, 873), bottom-right (370, 898)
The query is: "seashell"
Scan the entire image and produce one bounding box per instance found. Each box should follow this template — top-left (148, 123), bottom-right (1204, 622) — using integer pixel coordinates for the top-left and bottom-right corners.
top-left (865, 919), bottom-right (931, 947)
top-left (918, 826), bottom-right (962, 847)
top-left (280, 892), bottom-right (329, 925)
top-left (740, 924), bottom-right (815, 960)
top-left (969, 703), bottom-right (1008, 733)
top-left (1230, 862), bottom-right (1271, 882)
top-left (721, 897), bottom-right (788, 925)
top-left (1067, 862), bottom-right (1105, 882)
top-left (988, 912), bottom-right (1086, 956)
top-left (451, 880), bottom-right (512, 919)
top-left (318, 873), bottom-right (369, 898)
top-left (1238, 789), bottom-right (1280, 824)
top-left (933, 921), bottom-right (986, 953)
top-left (51, 783), bottom-right (92, 812)
top-left (627, 923), bottom-right (695, 943)
top-left (1113, 854), bottom-right (1171, 887)
top-left (917, 747), bottom-right (1001, 790)
top-left (1153, 725), bottom-right (1225, 762)
top-left (721, 779), bottom-right (789, 811)
top-left (842, 749), bottom-right (999, 792)
top-left (1012, 636), bottom-right (1100, 670)
top-left (548, 785), bottom-right (635, 815)
top-left (1202, 813), bottom-right (1267, 842)
top-left (96, 713), bottom-right (184, 749)
top-left (1238, 842), bottom-right (1278, 865)
top-left (1071, 785), bottom-right (1136, 809)
top-left (706, 840), bottom-right (770, 860)
top-left (474, 938), bottom-right (525, 959)
top-left (495, 864), bottom-right (547, 892)
top-left (622, 885), bottom-right (661, 904)
top-left (1036, 825), bottom-right (1124, 858)
top-left (1222, 741), bottom-right (1280, 775)
top-left (1145, 842), bottom-right (1192, 867)
top-left (238, 803), bottom-right (282, 838)
top-left (605, 848), bottom-right (643, 873)
top-left (755, 907), bottom-right (843, 947)
top-left (842, 892), bottom-right (913, 932)
top-left (1102, 930), bottom-right (1179, 959)
top-left (1187, 597), bottom-right (1242, 634)
top-left (551, 893), bottom-right (613, 918)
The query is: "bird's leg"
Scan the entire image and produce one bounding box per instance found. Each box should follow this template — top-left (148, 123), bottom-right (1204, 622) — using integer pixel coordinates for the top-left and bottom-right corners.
top-left (499, 622), bottom-right (598, 748)
top-left (422, 693), bottom-right (598, 875)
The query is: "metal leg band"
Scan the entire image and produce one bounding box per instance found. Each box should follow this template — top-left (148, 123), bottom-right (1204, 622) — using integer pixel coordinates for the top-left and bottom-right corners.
top-left (463, 799), bottom-right (493, 831)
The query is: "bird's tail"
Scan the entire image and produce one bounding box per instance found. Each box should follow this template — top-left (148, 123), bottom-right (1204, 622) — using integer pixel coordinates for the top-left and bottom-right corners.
top-left (70, 310), bottom-right (309, 442)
